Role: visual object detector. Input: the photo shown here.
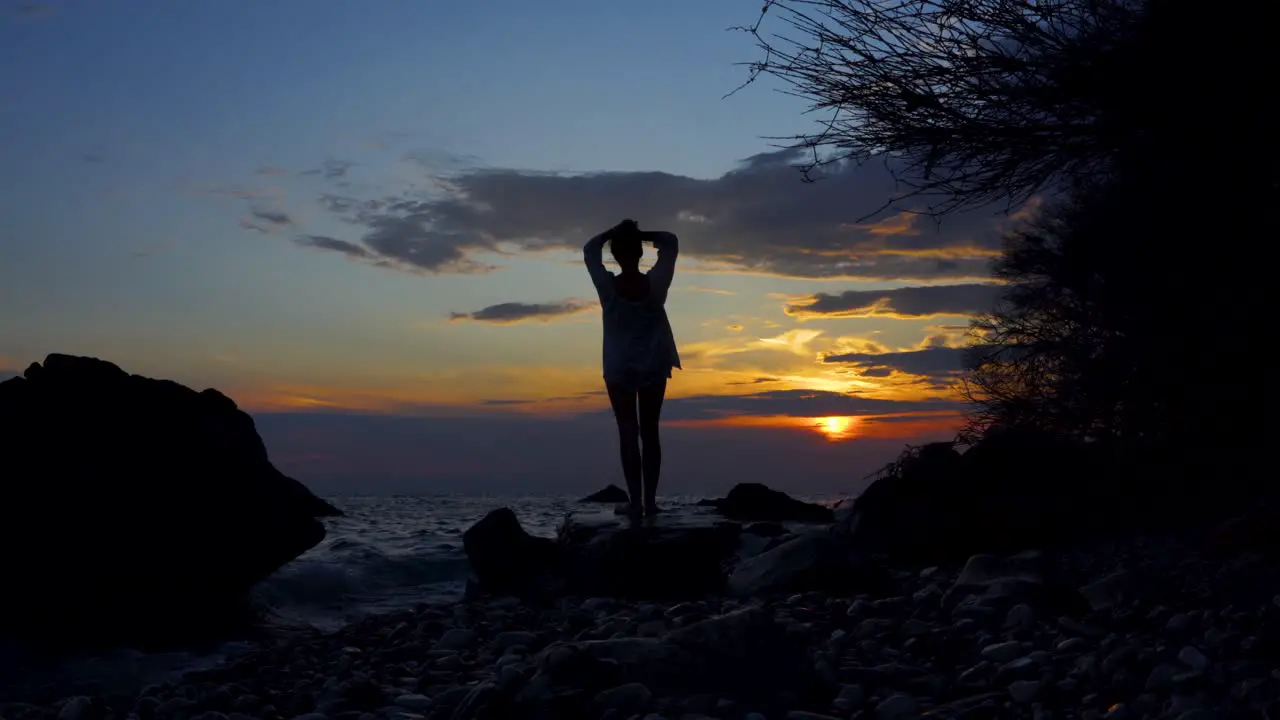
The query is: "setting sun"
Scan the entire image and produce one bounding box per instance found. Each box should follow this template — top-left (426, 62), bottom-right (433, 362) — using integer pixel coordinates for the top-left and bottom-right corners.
top-left (815, 415), bottom-right (859, 441)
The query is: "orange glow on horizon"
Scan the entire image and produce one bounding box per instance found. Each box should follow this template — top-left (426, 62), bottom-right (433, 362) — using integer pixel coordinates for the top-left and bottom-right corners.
top-left (667, 410), bottom-right (961, 441)
top-left (816, 415), bottom-right (859, 441)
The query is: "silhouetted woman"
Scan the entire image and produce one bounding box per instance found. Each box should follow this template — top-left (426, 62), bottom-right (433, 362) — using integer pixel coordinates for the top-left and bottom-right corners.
top-left (583, 219), bottom-right (681, 518)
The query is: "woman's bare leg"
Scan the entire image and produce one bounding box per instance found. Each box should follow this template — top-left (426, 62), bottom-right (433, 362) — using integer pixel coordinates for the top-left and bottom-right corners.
top-left (638, 378), bottom-right (667, 515)
top-left (606, 383), bottom-right (642, 514)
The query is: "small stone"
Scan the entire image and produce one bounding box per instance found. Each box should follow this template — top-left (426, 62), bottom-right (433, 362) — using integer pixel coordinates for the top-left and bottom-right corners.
top-left (833, 683), bottom-right (866, 712)
top-left (491, 630), bottom-right (536, 651)
top-left (1055, 637), bottom-right (1088, 653)
top-left (1165, 613), bottom-right (1193, 634)
top-left (392, 695), bottom-right (432, 711)
top-left (1004, 604), bottom-right (1035, 630)
top-left (901, 619), bottom-right (932, 637)
top-left (497, 664), bottom-right (522, 691)
top-left (1103, 703), bottom-right (1130, 719)
top-left (1008, 680), bottom-right (1043, 703)
top-left (856, 618), bottom-right (896, 638)
top-left (981, 641), bottom-right (1028, 663)
top-left (637, 620), bottom-right (666, 637)
top-left (1177, 646), bottom-right (1208, 671)
top-left (594, 683), bottom-right (652, 716)
top-left (957, 662), bottom-right (994, 686)
top-left (58, 697), bottom-right (94, 720)
top-left (436, 628), bottom-right (475, 649)
top-left (875, 693), bottom-right (920, 719)
top-left (1145, 664), bottom-right (1178, 690)
top-left (997, 656), bottom-right (1040, 681)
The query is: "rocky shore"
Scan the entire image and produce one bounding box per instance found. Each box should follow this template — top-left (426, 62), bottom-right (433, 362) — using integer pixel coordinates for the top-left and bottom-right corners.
top-left (4, 528), bottom-right (1277, 720)
top-left (4, 355), bottom-right (1278, 719)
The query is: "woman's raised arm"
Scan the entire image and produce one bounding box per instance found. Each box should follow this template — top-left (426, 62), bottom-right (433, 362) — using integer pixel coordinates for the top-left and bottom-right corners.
top-left (644, 231), bottom-right (679, 303)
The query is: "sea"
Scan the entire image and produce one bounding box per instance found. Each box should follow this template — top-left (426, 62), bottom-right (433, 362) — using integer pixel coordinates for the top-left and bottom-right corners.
top-left (2, 493), bottom-right (841, 701)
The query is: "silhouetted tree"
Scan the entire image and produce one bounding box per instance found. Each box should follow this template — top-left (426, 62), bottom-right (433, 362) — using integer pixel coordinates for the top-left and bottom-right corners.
top-left (740, 0), bottom-right (1274, 490)
top-left (734, 0), bottom-right (1164, 217)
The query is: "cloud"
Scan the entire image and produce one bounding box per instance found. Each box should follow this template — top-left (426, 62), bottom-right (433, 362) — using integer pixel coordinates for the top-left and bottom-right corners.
top-left (14, 2), bottom-right (56, 17)
top-left (786, 283), bottom-right (1001, 319)
top-left (297, 147), bottom-right (1016, 280)
top-left (250, 207), bottom-right (291, 225)
top-left (239, 206), bottom-right (293, 234)
top-left (448, 299), bottom-right (593, 324)
top-left (257, 166), bottom-right (290, 175)
top-left (294, 234), bottom-right (373, 259)
top-left (301, 159), bottom-right (355, 179)
top-left (654, 388), bottom-right (966, 422)
top-left (683, 286), bottom-right (736, 295)
top-left (822, 346), bottom-right (970, 381)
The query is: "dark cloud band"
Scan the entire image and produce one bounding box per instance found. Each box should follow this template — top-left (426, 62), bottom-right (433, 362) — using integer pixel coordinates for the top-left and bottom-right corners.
top-left (786, 283), bottom-right (1001, 319)
top-left (448, 299), bottom-right (592, 324)
top-left (292, 148), bottom-right (1017, 280)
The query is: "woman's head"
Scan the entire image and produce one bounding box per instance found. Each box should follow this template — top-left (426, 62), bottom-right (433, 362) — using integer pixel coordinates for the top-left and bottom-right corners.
top-left (610, 231), bottom-right (642, 268)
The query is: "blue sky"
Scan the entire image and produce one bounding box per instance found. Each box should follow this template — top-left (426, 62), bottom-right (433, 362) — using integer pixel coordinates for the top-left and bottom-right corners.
top-left (0, 0), bottom-right (1008, 495)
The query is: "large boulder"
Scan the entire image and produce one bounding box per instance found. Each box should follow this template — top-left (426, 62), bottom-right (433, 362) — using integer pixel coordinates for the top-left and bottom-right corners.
top-left (697, 482), bottom-right (834, 523)
top-left (0, 354), bottom-right (341, 648)
top-left (463, 507), bottom-right (743, 601)
top-left (557, 511), bottom-right (742, 599)
top-left (727, 529), bottom-right (890, 597)
top-left (577, 484), bottom-right (630, 504)
top-left (462, 507), bottom-right (562, 596)
top-left (837, 431), bottom-right (1115, 564)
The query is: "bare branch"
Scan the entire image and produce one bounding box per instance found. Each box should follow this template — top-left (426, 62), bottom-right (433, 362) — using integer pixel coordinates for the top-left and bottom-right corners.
top-left (731, 0), bottom-right (1147, 217)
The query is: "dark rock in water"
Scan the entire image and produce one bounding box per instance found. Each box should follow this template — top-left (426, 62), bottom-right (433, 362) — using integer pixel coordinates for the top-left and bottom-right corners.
top-left (557, 511), bottom-right (741, 599)
top-left (697, 483), bottom-right (834, 523)
top-left (727, 529), bottom-right (890, 597)
top-left (577, 484), bottom-right (630, 504)
top-left (0, 354), bottom-right (341, 649)
top-left (463, 507), bottom-right (562, 596)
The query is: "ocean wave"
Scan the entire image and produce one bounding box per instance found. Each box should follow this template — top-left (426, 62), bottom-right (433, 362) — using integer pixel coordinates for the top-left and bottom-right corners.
top-left (253, 536), bottom-right (470, 626)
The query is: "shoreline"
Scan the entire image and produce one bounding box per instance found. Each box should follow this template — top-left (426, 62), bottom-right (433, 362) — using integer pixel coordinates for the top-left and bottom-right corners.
top-left (4, 529), bottom-right (1277, 720)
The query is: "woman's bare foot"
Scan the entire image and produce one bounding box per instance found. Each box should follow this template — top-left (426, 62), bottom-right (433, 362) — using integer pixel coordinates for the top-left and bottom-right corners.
top-left (644, 504), bottom-right (662, 518)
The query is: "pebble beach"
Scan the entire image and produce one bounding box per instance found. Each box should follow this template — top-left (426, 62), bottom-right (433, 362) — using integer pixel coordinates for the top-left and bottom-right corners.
top-left (6, 530), bottom-right (1277, 720)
